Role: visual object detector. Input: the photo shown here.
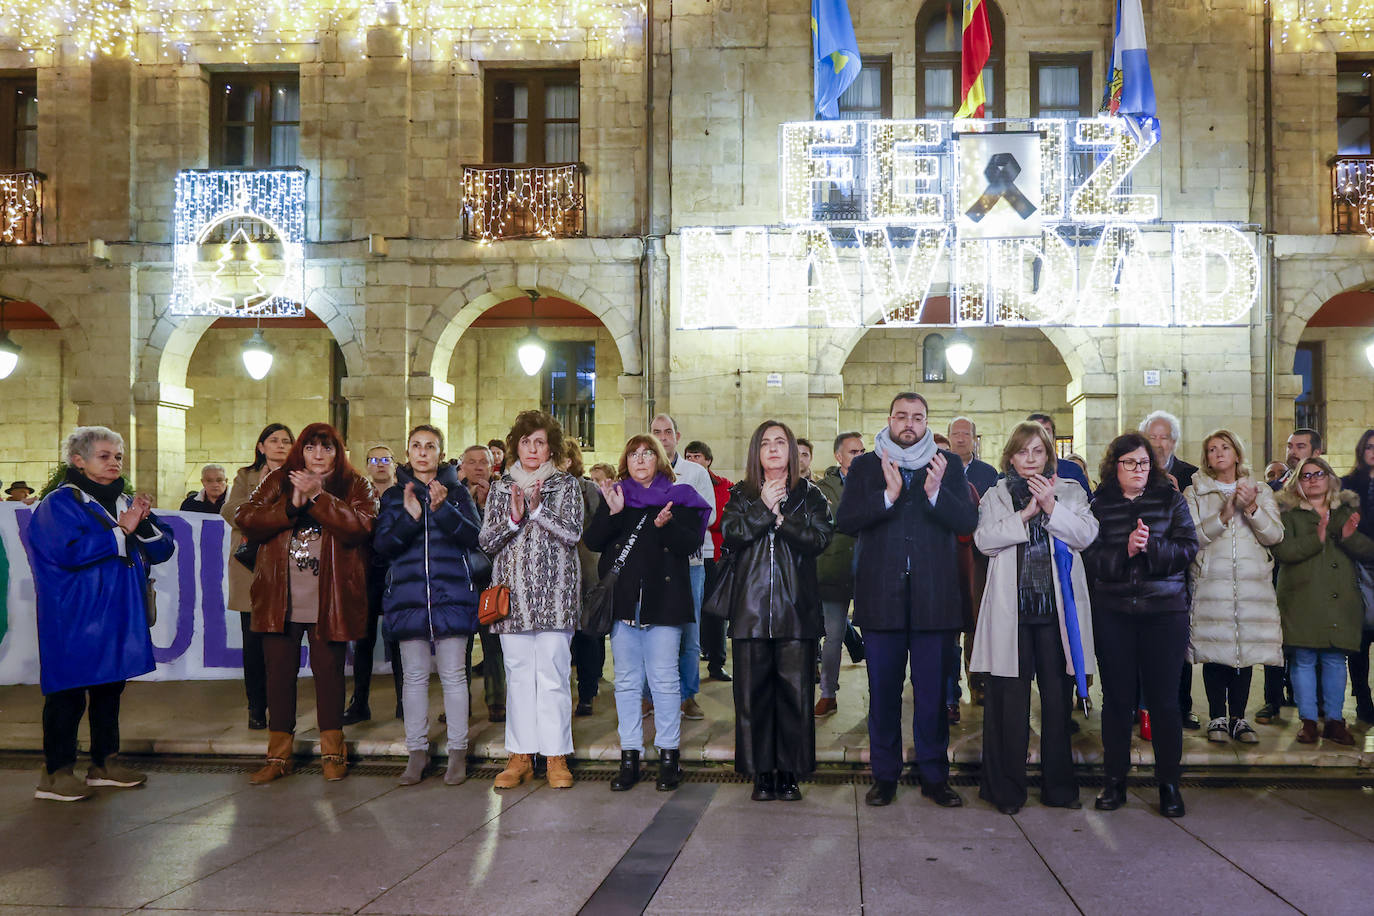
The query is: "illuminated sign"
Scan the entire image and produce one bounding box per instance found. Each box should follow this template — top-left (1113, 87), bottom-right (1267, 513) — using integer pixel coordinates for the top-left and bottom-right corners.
top-left (681, 118), bottom-right (1258, 329)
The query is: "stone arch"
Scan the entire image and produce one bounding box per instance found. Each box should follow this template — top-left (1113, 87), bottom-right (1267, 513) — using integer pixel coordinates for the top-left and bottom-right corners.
top-left (411, 266), bottom-right (640, 381)
top-left (1274, 260), bottom-right (1374, 383)
top-left (145, 286), bottom-right (364, 387)
top-left (0, 273), bottom-right (92, 363)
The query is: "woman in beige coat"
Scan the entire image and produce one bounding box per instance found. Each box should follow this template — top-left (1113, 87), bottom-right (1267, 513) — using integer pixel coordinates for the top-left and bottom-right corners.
top-left (971, 422), bottom-right (1098, 814)
top-left (222, 423), bottom-right (294, 730)
top-left (1183, 430), bottom-right (1283, 745)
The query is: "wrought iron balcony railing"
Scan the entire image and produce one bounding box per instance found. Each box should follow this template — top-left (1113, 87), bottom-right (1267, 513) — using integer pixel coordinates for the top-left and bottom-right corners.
top-left (1331, 155), bottom-right (1374, 234)
top-left (461, 163), bottom-right (586, 243)
top-left (0, 170), bottom-right (44, 245)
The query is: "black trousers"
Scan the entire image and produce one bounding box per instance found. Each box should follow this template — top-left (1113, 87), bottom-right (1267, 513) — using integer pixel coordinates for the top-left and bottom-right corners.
top-left (43, 680), bottom-right (126, 774)
top-left (240, 612), bottom-right (268, 715)
top-left (263, 622), bottom-right (347, 733)
top-left (1178, 662), bottom-right (1194, 715)
top-left (1348, 630), bottom-right (1374, 711)
top-left (571, 631), bottom-right (606, 702)
top-left (350, 598), bottom-right (401, 707)
top-left (979, 622), bottom-right (1077, 809)
top-left (732, 639), bottom-right (816, 777)
top-left (1095, 610), bottom-right (1189, 784)
top-left (1202, 664), bottom-right (1253, 720)
top-left (700, 559), bottom-right (728, 667)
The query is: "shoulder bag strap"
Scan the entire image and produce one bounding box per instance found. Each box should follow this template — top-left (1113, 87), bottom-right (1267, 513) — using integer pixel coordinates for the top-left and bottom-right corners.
top-left (608, 513), bottom-right (650, 577)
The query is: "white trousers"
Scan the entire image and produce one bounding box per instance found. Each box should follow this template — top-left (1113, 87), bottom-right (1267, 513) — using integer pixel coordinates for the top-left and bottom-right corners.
top-left (500, 629), bottom-right (574, 756)
top-left (398, 636), bottom-right (470, 753)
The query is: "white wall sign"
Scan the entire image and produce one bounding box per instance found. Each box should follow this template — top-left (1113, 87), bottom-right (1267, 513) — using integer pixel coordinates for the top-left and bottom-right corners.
top-left (681, 117), bottom-right (1258, 329)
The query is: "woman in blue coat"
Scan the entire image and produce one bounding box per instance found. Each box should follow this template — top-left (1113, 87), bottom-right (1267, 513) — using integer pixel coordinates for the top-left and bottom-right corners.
top-left (373, 424), bottom-right (484, 786)
top-left (28, 426), bottom-right (174, 802)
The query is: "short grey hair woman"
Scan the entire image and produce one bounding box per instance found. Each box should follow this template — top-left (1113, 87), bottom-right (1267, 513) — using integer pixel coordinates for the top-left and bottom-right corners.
top-left (28, 427), bottom-right (175, 801)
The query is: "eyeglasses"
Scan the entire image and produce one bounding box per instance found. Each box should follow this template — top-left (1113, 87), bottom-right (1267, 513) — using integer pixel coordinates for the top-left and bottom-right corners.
top-left (1299, 470), bottom-right (1327, 481)
top-left (367, 456), bottom-right (392, 466)
top-left (1118, 458), bottom-right (1151, 471)
top-left (627, 449), bottom-right (656, 462)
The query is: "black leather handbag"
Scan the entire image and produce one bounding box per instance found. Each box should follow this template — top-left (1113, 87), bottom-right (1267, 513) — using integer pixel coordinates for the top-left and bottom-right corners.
top-left (233, 538), bottom-right (259, 572)
top-left (580, 514), bottom-right (648, 637)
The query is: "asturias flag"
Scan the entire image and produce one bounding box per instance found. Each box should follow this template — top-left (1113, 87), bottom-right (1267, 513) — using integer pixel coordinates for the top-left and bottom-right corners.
top-left (954, 0), bottom-right (992, 119)
top-left (812, 0), bottom-right (862, 120)
top-left (1102, 0), bottom-right (1159, 141)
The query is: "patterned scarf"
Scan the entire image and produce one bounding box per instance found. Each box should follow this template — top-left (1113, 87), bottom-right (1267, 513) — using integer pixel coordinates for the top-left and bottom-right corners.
top-left (1006, 468), bottom-right (1055, 619)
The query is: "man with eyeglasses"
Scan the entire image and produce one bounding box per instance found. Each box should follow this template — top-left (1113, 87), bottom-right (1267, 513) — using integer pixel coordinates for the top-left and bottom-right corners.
top-left (837, 392), bottom-right (978, 808)
top-left (345, 445), bottom-right (403, 724)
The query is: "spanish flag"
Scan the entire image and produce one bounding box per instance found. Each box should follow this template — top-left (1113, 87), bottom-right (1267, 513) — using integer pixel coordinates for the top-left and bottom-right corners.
top-left (954, 0), bottom-right (992, 119)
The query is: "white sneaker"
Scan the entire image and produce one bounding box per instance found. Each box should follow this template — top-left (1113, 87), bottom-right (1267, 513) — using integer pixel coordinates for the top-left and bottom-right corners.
top-left (1206, 717), bottom-right (1230, 742)
top-left (1229, 718), bottom-right (1259, 744)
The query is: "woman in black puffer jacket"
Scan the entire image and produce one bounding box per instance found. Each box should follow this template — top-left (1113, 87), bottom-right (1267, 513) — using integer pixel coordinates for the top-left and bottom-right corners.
top-left (720, 420), bottom-right (833, 803)
top-left (1340, 428), bottom-right (1374, 723)
top-left (1083, 432), bottom-right (1197, 819)
top-left (373, 425), bottom-right (484, 787)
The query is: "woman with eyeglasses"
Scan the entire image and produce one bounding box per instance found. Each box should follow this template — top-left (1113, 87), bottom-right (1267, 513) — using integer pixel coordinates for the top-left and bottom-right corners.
top-left (584, 435), bottom-right (710, 791)
top-left (223, 423), bottom-right (294, 730)
top-left (1274, 456), bottom-right (1374, 746)
top-left (1083, 432), bottom-right (1198, 818)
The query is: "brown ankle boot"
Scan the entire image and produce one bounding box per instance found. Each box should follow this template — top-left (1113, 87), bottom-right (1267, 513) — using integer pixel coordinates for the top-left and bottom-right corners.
top-left (249, 731), bottom-right (295, 785)
top-left (1323, 718), bottom-right (1357, 747)
top-left (1296, 719), bottom-right (1319, 744)
top-left (546, 755), bottom-right (574, 789)
top-left (493, 753), bottom-right (533, 789)
top-left (320, 729), bottom-right (348, 781)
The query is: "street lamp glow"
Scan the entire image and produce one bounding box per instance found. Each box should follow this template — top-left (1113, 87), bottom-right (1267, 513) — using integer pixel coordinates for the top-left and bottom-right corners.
top-left (241, 329), bottom-right (275, 380)
top-left (1366, 338), bottom-right (1374, 371)
top-left (945, 331), bottom-right (974, 375)
top-left (0, 332), bottom-right (20, 380)
top-left (517, 332), bottom-right (547, 376)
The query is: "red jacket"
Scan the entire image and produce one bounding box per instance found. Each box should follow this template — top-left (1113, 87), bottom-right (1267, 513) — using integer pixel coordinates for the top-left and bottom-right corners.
top-left (708, 471), bottom-right (733, 557)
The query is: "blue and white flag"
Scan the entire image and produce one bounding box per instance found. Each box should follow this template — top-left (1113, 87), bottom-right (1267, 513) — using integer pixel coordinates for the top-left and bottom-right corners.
top-left (812, 0), bottom-right (862, 120)
top-left (1102, 0), bottom-right (1159, 142)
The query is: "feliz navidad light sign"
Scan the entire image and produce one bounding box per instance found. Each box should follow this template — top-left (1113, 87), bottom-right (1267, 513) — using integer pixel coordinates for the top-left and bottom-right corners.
top-left (678, 117), bottom-right (1260, 330)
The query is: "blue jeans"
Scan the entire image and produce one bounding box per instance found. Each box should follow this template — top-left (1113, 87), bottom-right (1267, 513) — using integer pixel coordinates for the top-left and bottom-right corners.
top-left (1292, 647), bottom-right (1348, 722)
top-left (820, 599), bottom-right (849, 698)
top-left (680, 563), bottom-right (704, 699)
top-left (613, 621), bottom-right (683, 752)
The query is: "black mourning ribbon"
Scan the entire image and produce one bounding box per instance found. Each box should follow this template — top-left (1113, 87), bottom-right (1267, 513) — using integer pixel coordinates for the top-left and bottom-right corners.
top-left (965, 152), bottom-right (1038, 222)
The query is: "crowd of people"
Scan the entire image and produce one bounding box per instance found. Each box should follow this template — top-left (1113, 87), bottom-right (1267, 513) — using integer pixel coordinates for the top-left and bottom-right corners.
top-left (19, 398), bottom-right (1374, 819)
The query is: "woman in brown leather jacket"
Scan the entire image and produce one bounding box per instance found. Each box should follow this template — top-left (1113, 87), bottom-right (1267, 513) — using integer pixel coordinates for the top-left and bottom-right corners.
top-left (235, 422), bottom-right (377, 784)
top-left (720, 420), bottom-right (833, 802)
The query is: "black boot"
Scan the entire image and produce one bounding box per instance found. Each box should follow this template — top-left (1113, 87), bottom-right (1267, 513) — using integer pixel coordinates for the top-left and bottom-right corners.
top-left (610, 750), bottom-right (640, 792)
top-left (751, 772), bottom-right (777, 801)
top-left (1158, 783), bottom-right (1186, 818)
top-left (655, 749), bottom-right (682, 791)
top-left (341, 697), bottom-right (371, 725)
top-left (844, 624), bottom-right (865, 663)
top-left (1095, 777), bottom-right (1128, 811)
top-left (776, 771), bottom-right (802, 801)
top-left (247, 707), bottom-right (267, 730)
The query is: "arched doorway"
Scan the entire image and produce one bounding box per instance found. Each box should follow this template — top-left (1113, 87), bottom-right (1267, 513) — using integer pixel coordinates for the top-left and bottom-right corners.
top-left (1291, 289), bottom-right (1374, 466)
top-left (0, 298), bottom-right (70, 492)
top-left (445, 294), bottom-right (627, 468)
top-left (839, 324), bottom-right (1074, 463)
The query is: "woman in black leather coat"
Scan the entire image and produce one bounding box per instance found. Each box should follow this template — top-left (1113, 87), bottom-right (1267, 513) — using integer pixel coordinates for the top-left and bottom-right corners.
top-left (1083, 432), bottom-right (1198, 819)
top-left (720, 420), bottom-right (833, 802)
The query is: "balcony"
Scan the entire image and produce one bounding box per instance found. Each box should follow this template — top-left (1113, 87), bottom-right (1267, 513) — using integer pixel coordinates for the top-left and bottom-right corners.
top-left (1331, 155), bottom-right (1374, 234)
top-left (461, 163), bottom-right (586, 243)
top-left (0, 170), bottom-right (44, 245)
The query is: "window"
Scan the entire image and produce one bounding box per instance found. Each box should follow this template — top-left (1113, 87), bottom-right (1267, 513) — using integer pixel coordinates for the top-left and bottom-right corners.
top-left (1031, 54), bottom-right (1092, 120)
top-left (485, 69), bottom-right (580, 164)
top-left (922, 333), bottom-right (947, 383)
top-left (1294, 341), bottom-right (1325, 438)
top-left (543, 340), bottom-right (595, 448)
top-left (915, 0), bottom-right (1004, 118)
top-left (837, 56), bottom-right (893, 120)
top-left (0, 75), bottom-right (37, 171)
top-left (1055, 436), bottom-right (1074, 459)
top-left (1338, 59), bottom-right (1374, 155)
top-left (210, 72), bottom-right (300, 168)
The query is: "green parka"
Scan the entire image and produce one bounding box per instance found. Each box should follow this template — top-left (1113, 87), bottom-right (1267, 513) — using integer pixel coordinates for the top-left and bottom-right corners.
top-left (1273, 488), bottom-right (1374, 652)
top-left (814, 466), bottom-right (855, 602)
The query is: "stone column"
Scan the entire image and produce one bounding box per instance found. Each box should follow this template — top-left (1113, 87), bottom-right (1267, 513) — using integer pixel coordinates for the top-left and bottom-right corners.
top-left (408, 375), bottom-right (456, 445)
top-left (1067, 373), bottom-right (1119, 465)
top-left (130, 381), bottom-right (195, 506)
top-left (808, 373), bottom-right (845, 459)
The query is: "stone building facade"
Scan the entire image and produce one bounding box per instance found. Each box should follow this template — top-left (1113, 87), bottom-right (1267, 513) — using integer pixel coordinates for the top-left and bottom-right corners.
top-left (0, 0), bottom-right (1371, 505)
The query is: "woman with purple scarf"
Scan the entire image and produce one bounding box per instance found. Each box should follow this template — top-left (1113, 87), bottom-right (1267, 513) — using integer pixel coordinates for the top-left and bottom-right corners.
top-left (585, 434), bottom-right (712, 792)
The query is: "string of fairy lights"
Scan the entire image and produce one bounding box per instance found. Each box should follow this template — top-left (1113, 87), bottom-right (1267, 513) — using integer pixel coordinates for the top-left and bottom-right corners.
top-left (1277, 0), bottom-right (1374, 47)
top-left (0, 0), bottom-right (643, 62)
top-left (0, 171), bottom-right (42, 245)
top-left (460, 164), bottom-right (585, 244)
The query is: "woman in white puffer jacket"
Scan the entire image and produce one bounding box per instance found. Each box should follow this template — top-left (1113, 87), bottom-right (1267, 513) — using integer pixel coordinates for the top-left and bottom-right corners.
top-left (1183, 430), bottom-right (1284, 744)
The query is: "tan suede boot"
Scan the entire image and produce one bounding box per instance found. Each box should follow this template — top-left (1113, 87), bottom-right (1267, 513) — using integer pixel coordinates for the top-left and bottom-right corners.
top-left (249, 731), bottom-right (295, 785)
top-left (320, 729), bottom-right (348, 781)
top-left (493, 753), bottom-right (533, 789)
top-left (546, 755), bottom-right (574, 789)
